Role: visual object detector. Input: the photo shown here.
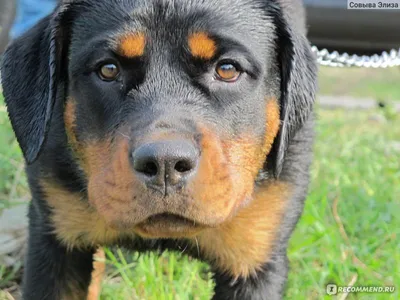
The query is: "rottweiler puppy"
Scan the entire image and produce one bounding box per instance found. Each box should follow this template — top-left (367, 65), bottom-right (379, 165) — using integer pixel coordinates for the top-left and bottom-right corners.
top-left (1, 0), bottom-right (317, 299)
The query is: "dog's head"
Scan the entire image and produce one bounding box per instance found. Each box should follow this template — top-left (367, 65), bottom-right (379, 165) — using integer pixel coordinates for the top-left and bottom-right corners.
top-left (1, 0), bottom-right (317, 239)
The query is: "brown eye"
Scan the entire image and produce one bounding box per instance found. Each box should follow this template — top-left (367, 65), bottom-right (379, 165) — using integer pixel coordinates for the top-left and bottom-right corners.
top-left (215, 62), bottom-right (241, 82)
top-left (98, 63), bottom-right (119, 81)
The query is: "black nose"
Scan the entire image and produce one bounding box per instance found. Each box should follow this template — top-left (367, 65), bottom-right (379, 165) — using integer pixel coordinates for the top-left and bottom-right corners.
top-left (132, 139), bottom-right (199, 189)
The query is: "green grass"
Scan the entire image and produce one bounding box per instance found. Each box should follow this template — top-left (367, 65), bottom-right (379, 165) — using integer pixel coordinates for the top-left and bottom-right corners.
top-left (0, 93), bottom-right (27, 209)
top-left (0, 93), bottom-right (399, 299)
top-left (101, 250), bottom-right (214, 300)
top-left (318, 66), bottom-right (400, 101)
top-left (287, 109), bottom-right (399, 299)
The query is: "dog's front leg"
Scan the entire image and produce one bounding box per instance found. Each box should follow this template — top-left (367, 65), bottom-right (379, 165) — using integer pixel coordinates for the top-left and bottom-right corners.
top-left (22, 201), bottom-right (95, 300)
top-left (212, 255), bottom-right (289, 300)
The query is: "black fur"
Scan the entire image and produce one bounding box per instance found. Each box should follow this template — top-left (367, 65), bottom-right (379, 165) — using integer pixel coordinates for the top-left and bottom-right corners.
top-left (1, 0), bottom-right (317, 299)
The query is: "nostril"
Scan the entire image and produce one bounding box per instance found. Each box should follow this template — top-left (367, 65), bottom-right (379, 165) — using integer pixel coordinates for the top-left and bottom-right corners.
top-left (174, 159), bottom-right (194, 173)
top-left (134, 159), bottom-right (159, 177)
top-left (143, 161), bottom-right (158, 176)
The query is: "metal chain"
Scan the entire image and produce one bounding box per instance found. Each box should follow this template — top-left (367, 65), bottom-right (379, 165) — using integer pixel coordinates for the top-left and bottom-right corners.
top-left (311, 45), bottom-right (400, 68)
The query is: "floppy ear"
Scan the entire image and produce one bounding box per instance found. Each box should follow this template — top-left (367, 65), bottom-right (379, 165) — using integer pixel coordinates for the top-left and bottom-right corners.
top-left (1, 4), bottom-right (70, 164)
top-left (266, 2), bottom-right (318, 177)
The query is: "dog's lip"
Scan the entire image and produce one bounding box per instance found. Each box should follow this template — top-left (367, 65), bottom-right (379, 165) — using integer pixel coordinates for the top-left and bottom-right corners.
top-left (134, 213), bottom-right (206, 238)
top-left (139, 213), bottom-right (200, 226)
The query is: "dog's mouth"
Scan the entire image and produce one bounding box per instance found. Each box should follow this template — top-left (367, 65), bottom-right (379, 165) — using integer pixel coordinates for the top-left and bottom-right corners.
top-left (134, 213), bottom-right (206, 238)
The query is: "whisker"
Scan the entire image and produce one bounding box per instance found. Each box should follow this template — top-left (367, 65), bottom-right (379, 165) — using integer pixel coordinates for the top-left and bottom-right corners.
top-left (180, 243), bottom-right (189, 255)
top-left (195, 237), bottom-right (200, 257)
top-left (118, 131), bottom-right (131, 140)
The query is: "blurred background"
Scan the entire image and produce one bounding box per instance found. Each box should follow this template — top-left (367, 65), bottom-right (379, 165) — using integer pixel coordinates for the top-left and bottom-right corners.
top-left (0, 0), bottom-right (399, 299)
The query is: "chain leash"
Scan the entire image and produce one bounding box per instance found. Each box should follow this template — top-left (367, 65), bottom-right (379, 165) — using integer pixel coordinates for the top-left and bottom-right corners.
top-left (311, 45), bottom-right (400, 68)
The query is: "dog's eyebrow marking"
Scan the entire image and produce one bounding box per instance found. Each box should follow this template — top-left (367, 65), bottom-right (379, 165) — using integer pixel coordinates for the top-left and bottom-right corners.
top-left (188, 32), bottom-right (217, 59)
top-left (118, 32), bottom-right (146, 58)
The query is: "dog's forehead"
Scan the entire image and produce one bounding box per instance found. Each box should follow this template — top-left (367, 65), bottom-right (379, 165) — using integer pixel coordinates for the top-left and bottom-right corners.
top-left (70, 0), bottom-right (274, 53)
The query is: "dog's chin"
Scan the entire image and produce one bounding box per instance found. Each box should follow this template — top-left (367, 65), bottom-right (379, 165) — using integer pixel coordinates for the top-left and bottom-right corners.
top-left (134, 213), bottom-right (208, 239)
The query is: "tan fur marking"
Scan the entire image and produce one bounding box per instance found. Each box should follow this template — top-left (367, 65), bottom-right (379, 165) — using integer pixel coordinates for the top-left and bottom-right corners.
top-left (64, 99), bottom-right (79, 152)
top-left (118, 33), bottom-right (146, 57)
top-left (185, 115), bottom-right (280, 227)
top-left (195, 181), bottom-right (290, 279)
top-left (41, 180), bottom-right (134, 248)
top-left (87, 248), bottom-right (106, 300)
top-left (187, 128), bottom-right (235, 222)
top-left (263, 98), bottom-right (281, 155)
top-left (188, 32), bottom-right (217, 59)
top-left (86, 138), bottom-right (147, 227)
